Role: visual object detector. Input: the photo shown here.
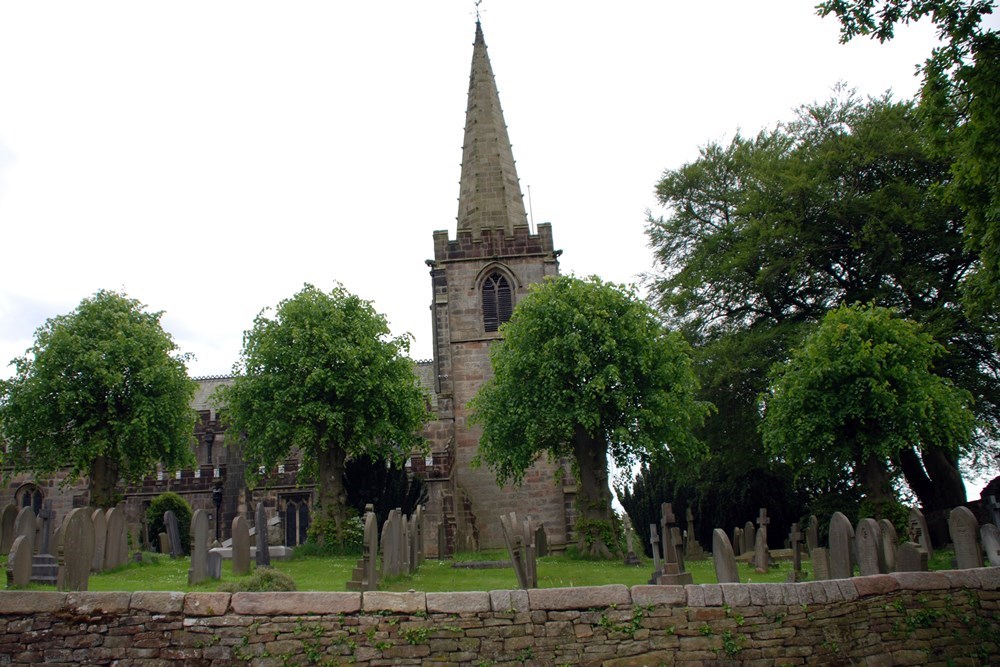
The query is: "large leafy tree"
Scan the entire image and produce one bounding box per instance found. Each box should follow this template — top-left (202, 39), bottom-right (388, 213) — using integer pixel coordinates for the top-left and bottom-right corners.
top-left (761, 304), bottom-right (975, 515)
top-left (216, 284), bottom-right (427, 549)
top-left (647, 92), bottom-right (995, 510)
top-left (0, 290), bottom-right (197, 508)
top-left (470, 275), bottom-right (711, 558)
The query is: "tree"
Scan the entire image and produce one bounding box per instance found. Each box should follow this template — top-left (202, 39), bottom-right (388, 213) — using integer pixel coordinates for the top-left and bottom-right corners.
top-left (760, 303), bottom-right (975, 515)
top-left (216, 284), bottom-right (427, 550)
top-left (470, 275), bottom-right (711, 558)
top-left (0, 290), bottom-right (197, 508)
top-left (647, 92), bottom-right (996, 510)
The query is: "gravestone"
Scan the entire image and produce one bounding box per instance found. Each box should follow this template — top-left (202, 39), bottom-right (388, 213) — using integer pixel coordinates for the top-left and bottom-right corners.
top-left (381, 509), bottom-right (401, 578)
top-left (159, 532), bottom-right (170, 554)
top-left (671, 526), bottom-right (686, 571)
top-left (908, 507), bottom-right (933, 558)
top-left (437, 521), bottom-right (447, 560)
top-left (878, 519), bottom-right (898, 572)
top-left (829, 511), bottom-right (855, 579)
top-left (231, 515), bottom-right (251, 576)
top-left (623, 522), bottom-right (640, 566)
top-left (812, 547), bottom-right (831, 580)
top-left (980, 523), bottom-right (1000, 567)
top-left (806, 515), bottom-right (819, 554)
top-left (7, 535), bottom-right (33, 588)
top-left (753, 508), bottom-right (770, 574)
top-left (535, 524), bottom-right (549, 558)
top-left (712, 528), bottom-right (739, 583)
top-left (402, 516), bottom-right (412, 575)
top-left (499, 511), bottom-right (536, 589)
top-left (650, 503), bottom-right (692, 585)
top-left (0, 504), bottom-right (17, 553)
top-left (649, 524), bottom-right (661, 576)
top-left (855, 518), bottom-right (885, 576)
top-left (787, 523), bottom-right (803, 582)
top-left (413, 505), bottom-right (425, 565)
top-left (254, 502), bottom-right (271, 568)
top-left (31, 501), bottom-right (58, 585)
top-left (104, 506), bottom-right (127, 570)
top-left (91, 509), bottom-right (107, 573)
top-left (684, 508), bottom-right (706, 560)
top-left (13, 507), bottom-right (35, 548)
top-left (986, 495), bottom-right (1000, 528)
top-left (949, 506), bottom-right (983, 569)
top-left (732, 527), bottom-right (743, 556)
top-left (188, 509), bottom-right (210, 585)
top-left (895, 542), bottom-right (928, 572)
top-left (743, 521), bottom-right (755, 555)
top-left (208, 551), bottom-right (223, 580)
top-left (164, 510), bottom-right (183, 559)
top-left (349, 506), bottom-right (380, 592)
top-left (58, 507), bottom-right (95, 591)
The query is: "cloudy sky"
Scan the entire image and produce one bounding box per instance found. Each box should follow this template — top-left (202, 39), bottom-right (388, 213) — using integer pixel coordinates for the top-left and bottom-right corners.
top-left (0, 1), bottom-right (970, 379)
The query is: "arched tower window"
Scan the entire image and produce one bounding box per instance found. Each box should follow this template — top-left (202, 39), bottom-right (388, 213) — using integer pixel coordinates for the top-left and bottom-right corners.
top-left (482, 271), bottom-right (513, 333)
top-left (16, 484), bottom-right (43, 514)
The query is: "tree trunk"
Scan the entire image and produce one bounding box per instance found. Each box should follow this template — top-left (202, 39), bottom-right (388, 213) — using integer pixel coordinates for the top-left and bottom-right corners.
top-left (898, 446), bottom-right (967, 511)
top-left (316, 445), bottom-right (349, 548)
top-left (89, 455), bottom-right (120, 509)
top-left (859, 453), bottom-right (894, 516)
top-left (898, 446), bottom-right (936, 508)
top-left (572, 424), bottom-right (620, 559)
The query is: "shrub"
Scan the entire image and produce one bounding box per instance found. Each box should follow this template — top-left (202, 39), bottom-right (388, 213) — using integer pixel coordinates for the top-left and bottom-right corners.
top-left (146, 492), bottom-right (193, 555)
top-left (218, 567), bottom-right (297, 592)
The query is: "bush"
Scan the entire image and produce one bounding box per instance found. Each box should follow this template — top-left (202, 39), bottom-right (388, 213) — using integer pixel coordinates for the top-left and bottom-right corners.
top-left (218, 567), bottom-right (296, 592)
top-left (146, 492), bottom-right (193, 555)
top-left (303, 514), bottom-right (364, 556)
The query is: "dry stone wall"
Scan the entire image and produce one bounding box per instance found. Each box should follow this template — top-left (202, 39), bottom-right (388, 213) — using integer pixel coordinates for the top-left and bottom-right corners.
top-left (0, 569), bottom-right (997, 666)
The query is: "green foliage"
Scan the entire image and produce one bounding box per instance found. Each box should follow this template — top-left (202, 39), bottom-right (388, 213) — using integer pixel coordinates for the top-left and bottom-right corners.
top-left (146, 492), bottom-right (193, 555)
top-left (0, 289), bottom-right (197, 508)
top-left (216, 283), bottom-right (428, 548)
top-left (302, 514), bottom-right (364, 556)
top-left (217, 567), bottom-right (297, 592)
top-left (344, 454), bottom-right (426, 529)
top-left (761, 304), bottom-right (975, 501)
top-left (471, 275), bottom-right (711, 484)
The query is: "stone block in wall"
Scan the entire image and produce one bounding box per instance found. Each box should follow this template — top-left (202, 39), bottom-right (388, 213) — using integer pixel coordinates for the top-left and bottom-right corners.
top-left (426, 591), bottom-right (490, 614)
top-left (362, 590), bottom-right (425, 613)
top-left (183, 592), bottom-right (231, 616)
top-left (527, 584), bottom-right (630, 611)
top-left (231, 592), bottom-right (361, 615)
top-left (630, 585), bottom-right (686, 607)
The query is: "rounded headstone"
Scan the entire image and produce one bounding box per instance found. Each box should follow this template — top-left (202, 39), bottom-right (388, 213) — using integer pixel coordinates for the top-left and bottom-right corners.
top-left (712, 528), bottom-right (739, 583)
top-left (231, 515), bottom-right (251, 576)
top-left (949, 506), bottom-right (983, 569)
top-left (878, 519), bottom-right (898, 572)
top-left (829, 512), bottom-right (855, 579)
top-left (59, 508), bottom-right (95, 591)
top-left (91, 509), bottom-right (107, 573)
top-left (855, 518), bottom-right (885, 575)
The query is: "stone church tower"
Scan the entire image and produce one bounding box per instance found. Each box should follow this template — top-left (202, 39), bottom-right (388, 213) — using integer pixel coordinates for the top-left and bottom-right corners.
top-left (415, 21), bottom-right (573, 554)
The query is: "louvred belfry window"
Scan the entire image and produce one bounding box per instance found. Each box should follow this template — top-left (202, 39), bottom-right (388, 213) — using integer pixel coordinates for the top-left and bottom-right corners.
top-left (483, 272), bottom-right (512, 332)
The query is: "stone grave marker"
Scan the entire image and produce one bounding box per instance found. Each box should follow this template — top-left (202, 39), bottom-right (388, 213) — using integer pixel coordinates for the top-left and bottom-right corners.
top-left (829, 511), bottom-right (855, 579)
top-left (402, 515), bottom-right (412, 575)
top-left (623, 522), bottom-right (640, 566)
top-left (712, 528), bottom-right (739, 583)
top-left (13, 507), bottom-right (35, 549)
top-left (650, 503), bottom-right (692, 585)
top-left (949, 506), bottom-right (983, 569)
top-left (895, 541), bottom-right (928, 572)
top-left (7, 535), bottom-right (33, 588)
top-left (671, 526), bottom-right (686, 571)
top-left (413, 505), bottom-right (425, 565)
top-left (787, 522), bottom-right (803, 582)
top-left (732, 526), bottom-right (743, 556)
top-left (437, 521), bottom-right (447, 559)
top-left (254, 502), bottom-right (271, 568)
top-left (231, 515), bottom-right (251, 576)
top-left (104, 506), bottom-right (127, 570)
top-left (980, 523), bottom-right (1000, 567)
top-left (855, 518), bottom-right (885, 576)
top-left (159, 532), bottom-right (170, 554)
top-left (58, 507), bottom-right (95, 591)
top-left (535, 524), bottom-right (549, 558)
top-left (908, 507), bottom-right (933, 558)
top-left (349, 506), bottom-right (380, 592)
top-left (753, 508), bottom-right (770, 574)
top-left (684, 508), bottom-right (706, 560)
top-left (878, 519), bottom-right (898, 572)
top-left (381, 509), bottom-right (401, 578)
top-left (208, 551), bottom-right (223, 580)
top-left (499, 511), bottom-right (533, 589)
top-left (806, 515), bottom-right (819, 554)
top-left (164, 510), bottom-right (183, 559)
top-left (984, 494), bottom-right (1000, 528)
top-left (812, 547), bottom-right (831, 580)
top-left (0, 504), bottom-right (17, 553)
top-left (188, 509), bottom-right (210, 585)
top-left (649, 524), bottom-right (661, 576)
top-left (31, 501), bottom-right (58, 585)
top-left (91, 509), bottom-right (107, 573)
top-left (743, 521), bottom-right (755, 555)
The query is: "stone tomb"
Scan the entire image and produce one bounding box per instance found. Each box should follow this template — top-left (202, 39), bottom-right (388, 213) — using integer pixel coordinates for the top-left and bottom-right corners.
top-left (949, 506), bottom-right (982, 570)
top-left (58, 508), bottom-right (95, 591)
top-left (712, 528), bottom-right (739, 583)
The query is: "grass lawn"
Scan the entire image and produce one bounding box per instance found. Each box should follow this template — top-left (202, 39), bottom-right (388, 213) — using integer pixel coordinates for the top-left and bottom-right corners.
top-left (27, 545), bottom-right (954, 593)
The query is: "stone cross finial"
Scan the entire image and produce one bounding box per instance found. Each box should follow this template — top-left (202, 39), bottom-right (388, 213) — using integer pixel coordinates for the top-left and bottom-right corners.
top-left (661, 503), bottom-right (676, 526)
top-left (757, 508), bottom-right (770, 527)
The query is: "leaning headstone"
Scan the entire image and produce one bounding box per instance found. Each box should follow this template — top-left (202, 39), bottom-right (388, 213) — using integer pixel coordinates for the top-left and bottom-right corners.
top-left (499, 511), bottom-right (532, 589)
top-left (104, 506), bottom-right (127, 570)
top-left (949, 506), bottom-right (983, 569)
top-left (895, 542), bottom-right (928, 572)
top-left (908, 507), bottom-right (933, 558)
top-left (787, 523), bottom-right (803, 582)
top-left (164, 510), bottom-right (183, 559)
top-left (254, 503), bottom-right (271, 568)
top-left (855, 518), bottom-right (885, 576)
top-left (91, 509), bottom-right (107, 573)
top-left (980, 523), bottom-right (1000, 567)
top-left (806, 515), bottom-right (819, 554)
top-left (878, 519), bottom-right (898, 572)
top-left (207, 551), bottom-right (223, 580)
top-left (712, 528), bottom-right (739, 583)
top-left (812, 547), bottom-right (831, 581)
top-left (231, 515), bottom-right (251, 576)
top-left (743, 521), bottom-right (755, 555)
top-left (188, 509), bottom-right (210, 585)
top-left (7, 535), bottom-right (33, 588)
top-left (58, 508), bottom-right (95, 591)
top-left (829, 511), bottom-right (855, 579)
top-left (651, 503), bottom-right (692, 585)
top-left (0, 504), bottom-right (17, 553)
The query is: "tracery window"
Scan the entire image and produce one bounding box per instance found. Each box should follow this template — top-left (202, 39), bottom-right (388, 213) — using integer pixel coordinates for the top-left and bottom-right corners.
top-left (482, 272), bottom-right (512, 333)
top-left (16, 484), bottom-right (42, 514)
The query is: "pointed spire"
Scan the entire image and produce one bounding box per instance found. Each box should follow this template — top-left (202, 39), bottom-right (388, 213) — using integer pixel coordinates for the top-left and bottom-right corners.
top-left (456, 20), bottom-right (527, 237)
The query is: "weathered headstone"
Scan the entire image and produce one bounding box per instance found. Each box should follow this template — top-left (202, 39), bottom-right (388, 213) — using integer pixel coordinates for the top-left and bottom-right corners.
top-left (829, 511), bottom-right (855, 579)
top-left (650, 503), bottom-right (692, 585)
top-left (188, 509), bottom-right (210, 585)
top-left (7, 535), bottom-right (33, 588)
top-left (986, 495), bottom-right (1000, 528)
top-left (104, 506), bottom-right (127, 570)
top-left (30, 501), bottom-right (59, 585)
top-left (908, 507), bottom-right (933, 558)
top-left (878, 519), bottom-right (898, 573)
top-left (684, 508), bottom-right (706, 560)
top-left (159, 532), bottom-right (170, 554)
top-left (535, 524), bottom-right (549, 558)
top-left (13, 507), bottom-right (35, 548)
top-left (58, 508), bottom-right (95, 591)
top-left (207, 551), bottom-right (223, 580)
top-left (164, 510), bottom-right (183, 559)
top-left (743, 521), bottom-right (755, 555)
top-left (91, 509), bottom-right (107, 573)
top-left (231, 515), bottom-right (251, 576)
top-left (649, 524), bottom-right (661, 576)
top-left (812, 546), bottom-right (831, 581)
top-left (413, 505), bottom-right (425, 565)
top-left (787, 523), bottom-right (803, 582)
top-left (381, 509), bottom-right (401, 578)
top-left (949, 506), bottom-right (983, 569)
top-left (499, 511), bottom-right (533, 589)
top-left (732, 527), bottom-right (743, 556)
top-left (623, 522), bottom-right (640, 566)
top-left (0, 504), bottom-right (17, 553)
top-left (855, 518), bottom-right (885, 576)
top-left (806, 515), bottom-right (819, 554)
top-left (753, 508), bottom-right (770, 574)
top-left (712, 528), bottom-right (739, 583)
top-left (980, 523), bottom-right (1000, 567)
top-left (895, 542), bottom-right (928, 572)
top-left (254, 502), bottom-right (271, 568)
top-left (437, 521), bottom-right (447, 559)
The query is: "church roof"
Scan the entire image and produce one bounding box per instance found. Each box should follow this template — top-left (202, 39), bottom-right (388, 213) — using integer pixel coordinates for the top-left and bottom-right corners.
top-left (456, 20), bottom-right (528, 237)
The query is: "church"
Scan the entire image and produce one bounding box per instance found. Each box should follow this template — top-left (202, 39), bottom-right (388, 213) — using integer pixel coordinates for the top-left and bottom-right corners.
top-left (2, 21), bottom-right (575, 555)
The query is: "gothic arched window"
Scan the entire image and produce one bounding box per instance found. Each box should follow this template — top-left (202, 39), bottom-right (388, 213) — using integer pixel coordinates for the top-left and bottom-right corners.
top-left (482, 272), bottom-right (513, 333)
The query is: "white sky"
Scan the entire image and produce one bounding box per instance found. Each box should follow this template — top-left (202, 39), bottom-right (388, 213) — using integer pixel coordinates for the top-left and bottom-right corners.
top-left (1, 2), bottom-right (995, 495)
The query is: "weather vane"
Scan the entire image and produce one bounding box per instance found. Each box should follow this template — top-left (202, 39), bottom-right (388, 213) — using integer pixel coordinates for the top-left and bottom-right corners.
top-left (474, 0), bottom-right (483, 21)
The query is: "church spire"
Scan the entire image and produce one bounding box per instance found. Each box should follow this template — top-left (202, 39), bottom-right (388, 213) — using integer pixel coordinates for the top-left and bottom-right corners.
top-left (456, 20), bottom-right (528, 237)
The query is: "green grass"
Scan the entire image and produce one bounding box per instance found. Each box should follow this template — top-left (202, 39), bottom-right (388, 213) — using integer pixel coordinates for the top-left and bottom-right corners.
top-left (11, 547), bottom-right (959, 593)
